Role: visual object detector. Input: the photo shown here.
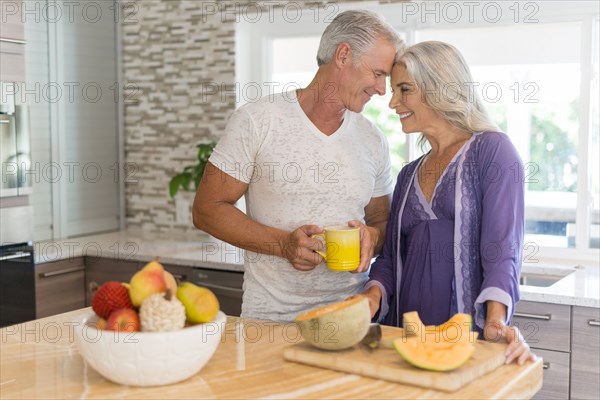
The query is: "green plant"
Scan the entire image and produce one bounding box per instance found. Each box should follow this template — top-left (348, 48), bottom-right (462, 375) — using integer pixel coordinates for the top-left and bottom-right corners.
top-left (169, 142), bottom-right (217, 197)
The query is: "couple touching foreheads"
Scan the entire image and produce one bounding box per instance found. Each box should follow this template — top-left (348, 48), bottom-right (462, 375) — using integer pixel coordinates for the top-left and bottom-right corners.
top-left (192, 9), bottom-right (535, 365)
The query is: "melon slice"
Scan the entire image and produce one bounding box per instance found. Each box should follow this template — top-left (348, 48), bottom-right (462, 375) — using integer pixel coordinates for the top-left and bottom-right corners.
top-left (393, 336), bottom-right (476, 371)
top-left (402, 311), bottom-right (424, 336)
top-left (395, 312), bottom-right (478, 371)
top-left (295, 296), bottom-right (371, 351)
top-left (403, 311), bottom-right (472, 339)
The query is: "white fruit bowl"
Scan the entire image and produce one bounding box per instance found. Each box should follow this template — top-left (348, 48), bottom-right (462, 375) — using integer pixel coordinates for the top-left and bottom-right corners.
top-left (74, 309), bottom-right (226, 386)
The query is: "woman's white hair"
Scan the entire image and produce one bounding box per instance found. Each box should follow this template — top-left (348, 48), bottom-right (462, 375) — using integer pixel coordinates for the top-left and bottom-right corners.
top-left (317, 10), bottom-right (404, 66)
top-left (396, 41), bottom-right (498, 134)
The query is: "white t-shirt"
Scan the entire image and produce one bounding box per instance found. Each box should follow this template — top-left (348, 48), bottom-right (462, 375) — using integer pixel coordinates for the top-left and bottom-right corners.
top-left (209, 90), bottom-right (393, 321)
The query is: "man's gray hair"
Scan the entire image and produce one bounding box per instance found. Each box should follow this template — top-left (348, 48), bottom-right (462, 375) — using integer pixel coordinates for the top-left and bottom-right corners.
top-left (317, 10), bottom-right (404, 67)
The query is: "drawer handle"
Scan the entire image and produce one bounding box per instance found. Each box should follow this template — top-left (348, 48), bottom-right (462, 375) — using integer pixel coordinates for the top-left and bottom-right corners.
top-left (543, 362), bottom-right (550, 370)
top-left (0, 120), bottom-right (10, 125)
top-left (0, 37), bottom-right (26, 45)
top-left (589, 320), bottom-right (600, 327)
top-left (514, 312), bottom-right (551, 321)
top-left (0, 251), bottom-right (31, 261)
top-left (40, 267), bottom-right (84, 278)
top-left (172, 274), bottom-right (187, 281)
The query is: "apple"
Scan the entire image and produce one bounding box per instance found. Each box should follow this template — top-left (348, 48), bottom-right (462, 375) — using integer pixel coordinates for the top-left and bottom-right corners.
top-left (106, 308), bottom-right (140, 332)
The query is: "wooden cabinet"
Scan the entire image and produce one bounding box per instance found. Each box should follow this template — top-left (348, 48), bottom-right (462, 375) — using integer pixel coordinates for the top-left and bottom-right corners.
top-left (513, 302), bottom-right (571, 352)
top-left (35, 258), bottom-right (85, 319)
top-left (571, 306), bottom-right (600, 399)
top-left (532, 349), bottom-right (570, 400)
top-left (513, 301), bottom-right (571, 399)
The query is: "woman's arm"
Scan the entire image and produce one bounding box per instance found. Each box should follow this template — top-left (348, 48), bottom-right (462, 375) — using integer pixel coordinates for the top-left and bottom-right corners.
top-left (484, 300), bottom-right (536, 365)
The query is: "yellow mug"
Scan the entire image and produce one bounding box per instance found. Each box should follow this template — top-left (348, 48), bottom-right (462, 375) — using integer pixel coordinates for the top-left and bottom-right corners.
top-left (312, 226), bottom-right (360, 271)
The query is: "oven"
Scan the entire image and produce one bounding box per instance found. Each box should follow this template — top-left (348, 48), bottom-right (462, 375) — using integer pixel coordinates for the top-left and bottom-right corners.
top-left (0, 241), bottom-right (35, 327)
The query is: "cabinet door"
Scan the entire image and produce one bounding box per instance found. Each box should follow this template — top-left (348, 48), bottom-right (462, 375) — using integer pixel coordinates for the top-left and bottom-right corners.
top-left (0, 6), bottom-right (25, 41)
top-left (84, 257), bottom-right (143, 306)
top-left (35, 258), bottom-right (85, 319)
top-left (571, 306), bottom-right (600, 399)
top-left (0, 42), bottom-right (25, 83)
top-left (513, 301), bottom-right (571, 352)
top-left (532, 349), bottom-right (570, 400)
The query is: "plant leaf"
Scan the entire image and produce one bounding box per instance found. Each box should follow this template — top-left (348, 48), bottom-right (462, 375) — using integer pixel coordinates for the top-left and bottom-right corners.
top-left (169, 173), bottom-right (192, 197)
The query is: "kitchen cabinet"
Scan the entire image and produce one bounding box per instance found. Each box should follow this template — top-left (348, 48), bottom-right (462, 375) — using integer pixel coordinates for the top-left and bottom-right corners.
top-left (0, 253), bottom-right (85, 325)
top-left (0, 6), bottom-right (25, 83)
top-left (0, 7), bottom-right (25, 41)
top-left (513, 301), bottom-right (571, 399)
top-left (533, 348), bottom-right (571, 399)
top-left (35, 257), bottom-right (85, 319)
top-left (571, 306), bottom-right (600, 399)
top-left (513, 302), bottom-right (571, 352)
top-left (514, 301), bottom-right (600, 400)
top-left (0, 42), bottom-right (25, 83)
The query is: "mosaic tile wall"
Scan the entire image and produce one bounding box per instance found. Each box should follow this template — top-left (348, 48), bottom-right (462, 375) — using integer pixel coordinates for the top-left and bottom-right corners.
top-left (121, 0), bottom-right (406, 238)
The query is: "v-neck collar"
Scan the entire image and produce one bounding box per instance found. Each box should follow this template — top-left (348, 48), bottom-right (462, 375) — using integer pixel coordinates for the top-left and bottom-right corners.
top-left (416, 139), bottom-right (470, 207)
top-left (290, 90), bottom-right (349, 140)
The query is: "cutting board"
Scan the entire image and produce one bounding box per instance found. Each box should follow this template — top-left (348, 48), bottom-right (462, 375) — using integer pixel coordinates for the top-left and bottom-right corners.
top-left (283, 327), bottom-right (506, 392)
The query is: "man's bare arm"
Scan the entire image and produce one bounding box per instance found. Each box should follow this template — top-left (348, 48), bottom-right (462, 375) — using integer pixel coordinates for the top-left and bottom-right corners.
top-left (192, 162), bottom-right (324, 270)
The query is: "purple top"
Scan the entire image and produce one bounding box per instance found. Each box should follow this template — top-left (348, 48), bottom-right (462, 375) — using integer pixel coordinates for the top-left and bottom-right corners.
top-left (367, 132), bottom-right (524, 330)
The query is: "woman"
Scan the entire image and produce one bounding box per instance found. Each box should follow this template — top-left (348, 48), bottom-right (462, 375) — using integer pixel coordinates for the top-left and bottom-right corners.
top-left (363, 41), bottom-right (535, 365)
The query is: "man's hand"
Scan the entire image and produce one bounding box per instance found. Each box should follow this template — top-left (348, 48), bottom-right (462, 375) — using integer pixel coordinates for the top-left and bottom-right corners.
top-left (279, 225), bottom-right (325, 271)
top-left (348, 220), bottom-right (380, 273)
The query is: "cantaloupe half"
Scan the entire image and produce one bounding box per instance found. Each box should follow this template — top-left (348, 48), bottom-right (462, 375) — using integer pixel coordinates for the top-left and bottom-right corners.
top-left (295, 296), bottom-right (371, 351)
top-left (394, 312), bottom-right (477, 371)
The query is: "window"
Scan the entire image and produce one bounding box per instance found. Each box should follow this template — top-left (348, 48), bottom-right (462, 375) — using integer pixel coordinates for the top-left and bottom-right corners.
top-left (238, 1), bottom-right (600, 262)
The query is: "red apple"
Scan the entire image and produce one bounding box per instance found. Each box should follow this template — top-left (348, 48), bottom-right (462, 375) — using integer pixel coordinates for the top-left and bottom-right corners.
top-left (106, 308), bottom-right (140, 332)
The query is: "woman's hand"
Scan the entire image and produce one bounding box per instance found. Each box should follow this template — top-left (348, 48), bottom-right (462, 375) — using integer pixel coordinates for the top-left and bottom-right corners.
top-left (345, 286), bottom-right (382, 319)
top-left (484, 321), bottom-right (537, 365)
top-left (362, 286), bottom-right (382, 318)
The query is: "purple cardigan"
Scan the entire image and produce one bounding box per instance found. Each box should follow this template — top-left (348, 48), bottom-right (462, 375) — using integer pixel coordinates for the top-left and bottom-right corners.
top-left (367, 132), bottom-right (524, 329)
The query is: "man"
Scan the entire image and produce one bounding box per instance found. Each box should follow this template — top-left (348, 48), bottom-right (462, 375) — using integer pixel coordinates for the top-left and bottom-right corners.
top-left (193, 10), bottom-right (404, 321)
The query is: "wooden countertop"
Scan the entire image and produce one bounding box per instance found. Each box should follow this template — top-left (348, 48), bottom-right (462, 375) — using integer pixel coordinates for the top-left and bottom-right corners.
top-left (0, 309), bottom-right (542, 399)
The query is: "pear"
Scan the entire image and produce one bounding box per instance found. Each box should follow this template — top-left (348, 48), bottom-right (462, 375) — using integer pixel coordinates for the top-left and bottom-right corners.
top-left (129, 259), bottom-right (167, 307)
top-left (176, 282), bottom-right (220, 324)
